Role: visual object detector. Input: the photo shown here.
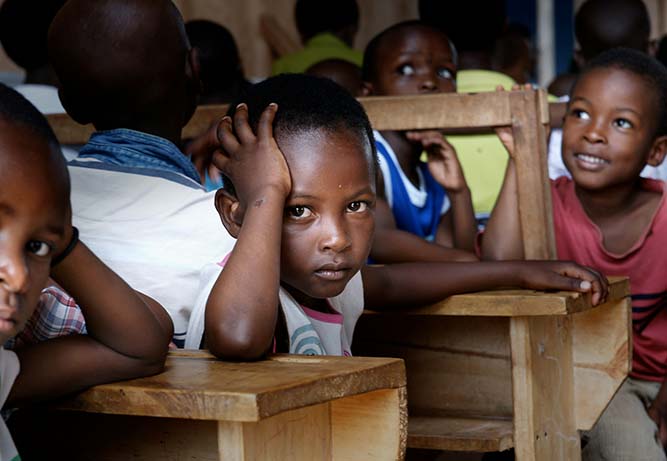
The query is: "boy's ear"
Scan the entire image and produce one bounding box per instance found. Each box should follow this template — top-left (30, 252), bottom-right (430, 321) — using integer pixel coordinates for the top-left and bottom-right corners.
top-left (646, 135), bottom-right (667, 167)
top-left (361, 82), bottom-right (374, 96)
top-left (214, 188), bottom-right (243, 238)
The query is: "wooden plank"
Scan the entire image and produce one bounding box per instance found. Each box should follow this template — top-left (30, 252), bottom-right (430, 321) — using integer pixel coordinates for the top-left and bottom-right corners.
top-left (408, 416), bottom-right (513, 452)
top-left (51, 354), bottom-right (406, 422)
top-left (354, 316), bottom-right (514, 419)
top-left (331, 387), bottom-right (407, 460)
top-left (380, 276), bottom-right (628, 317)
top-left (218, 402), bottom-right (332, 461)
top-left (573, 298), bottom-right (632, 430)
top-left (510, 316), bottom-right (580, 460)
top-left (510, 89), bottom-right (556, 261)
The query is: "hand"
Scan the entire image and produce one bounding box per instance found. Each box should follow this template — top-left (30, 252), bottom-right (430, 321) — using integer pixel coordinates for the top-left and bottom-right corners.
top-left (406, 131), bottom-right (468, 193)
top-left (516, 260), bottom-right (609, 306)
top-left (214, 103), bottom-right (292, 204)
top-left (648, 383), bottom-right (667, 450)
top-left (493, 84), bottom-right (536, 158)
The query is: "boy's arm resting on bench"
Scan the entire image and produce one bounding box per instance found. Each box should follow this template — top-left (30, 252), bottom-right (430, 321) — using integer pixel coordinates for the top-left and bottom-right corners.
top-left (7, 235), bottom-right (173, 406)
top-left (361, 258), bottom-right (608, 311)
top-left (480, 126), bottom-right (526, 261)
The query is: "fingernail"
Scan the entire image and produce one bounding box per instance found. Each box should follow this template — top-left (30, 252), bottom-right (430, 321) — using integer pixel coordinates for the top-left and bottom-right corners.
top-left (580, 281), bottom-right (591, 290)
top-left (236, 103), bottom-right (246, 110)
top-left (269, 102), bottom-right (277, 108)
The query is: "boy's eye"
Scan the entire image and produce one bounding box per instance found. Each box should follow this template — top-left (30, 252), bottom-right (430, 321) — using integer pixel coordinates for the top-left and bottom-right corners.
top-left (613, 118), bottom-right (633, 129)
top-left (26, 240), bottom-right (51, 257)
top-left (437, 68), bottom-right (454, 80)
top-left (286, 206), bottom-right (313, 219)
top-left (347, 201), bottom-right (368, 213)
top-left (397, 64), bottom-right (415, 76)
top-left (572, 108), bottom-right (590, 120)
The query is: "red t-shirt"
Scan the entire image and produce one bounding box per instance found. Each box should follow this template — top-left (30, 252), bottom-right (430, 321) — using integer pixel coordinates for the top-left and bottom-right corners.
top-left (552, 177), bottom-right (667, 381)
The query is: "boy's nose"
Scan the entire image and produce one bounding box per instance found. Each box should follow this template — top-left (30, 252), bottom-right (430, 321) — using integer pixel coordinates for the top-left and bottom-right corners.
top-left (583, 120), bottom-right (606, 144)
top-left (319, 218), bottom-right (352, 253)
top-left (0, 247), bottom-right (29, 294)
top-left (420, 76), bottom-right (437, 92)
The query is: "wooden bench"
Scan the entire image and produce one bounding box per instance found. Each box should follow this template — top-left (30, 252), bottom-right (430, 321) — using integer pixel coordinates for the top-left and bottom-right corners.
top-left (46, 90), bottom-right (629, 460)
top-left (12, 351), bottom-right (407, 460)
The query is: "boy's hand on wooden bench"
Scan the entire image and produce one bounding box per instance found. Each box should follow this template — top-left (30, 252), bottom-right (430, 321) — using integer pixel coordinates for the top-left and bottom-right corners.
top-left (516, 260), bottom-right (608, 306)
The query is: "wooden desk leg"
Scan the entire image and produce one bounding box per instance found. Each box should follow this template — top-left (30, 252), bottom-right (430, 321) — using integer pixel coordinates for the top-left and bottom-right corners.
top-left (218, 388), bottom-right (407, 461)
top-left (510, 316), bottom-right (580, 461)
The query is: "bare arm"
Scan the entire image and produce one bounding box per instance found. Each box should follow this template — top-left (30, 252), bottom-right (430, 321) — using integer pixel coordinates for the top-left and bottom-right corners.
top-left (204, 104), bottom-right (291, 361)
top-left (370, 162), bottom-right (477, 263)
top-left (9, 238), bottom-right (173, 406)
top-left (362, 259), bottom-right (608, 310)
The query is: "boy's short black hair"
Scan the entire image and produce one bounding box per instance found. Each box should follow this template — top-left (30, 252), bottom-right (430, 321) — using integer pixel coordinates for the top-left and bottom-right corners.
top-left (575, 48), bottom-right (667, 137)
top-left (295, 0), bottom-right (359, 42)
top-left (0, 83), bottom-right (60, 148)
top-left (0, 0), bottom-right (66, 71)
top-left (362, 20), bottom-right (456, 83)
top-left (225, 74), bottom-right (376, 194)
top-left (575, 0), bottom-right (649, 61)
top-left (418, 0), bottom-right (506, 54)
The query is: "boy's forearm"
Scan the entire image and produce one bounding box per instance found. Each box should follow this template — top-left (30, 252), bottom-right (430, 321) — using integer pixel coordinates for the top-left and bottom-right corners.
top-left (371, 228), bottom-right (478, 263)
top-left (363, 261), bottom-right (532, 309)
top-left (448, 187), bottom-right (477, 252)
top-left (480, 159), bottom-right (525, 261)
top-left (205, 189), bottom-right (285, 360)
top-left (50, 241), bottom-right (171, 363)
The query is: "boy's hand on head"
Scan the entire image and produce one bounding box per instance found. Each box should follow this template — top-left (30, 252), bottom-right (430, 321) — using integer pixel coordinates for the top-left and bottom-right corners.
top-left (406, 131), bottom-right (468, 193)
top-left (214, 103), bottom-right (291, 204)
top-left (516, 261), bottom-right (609, 306)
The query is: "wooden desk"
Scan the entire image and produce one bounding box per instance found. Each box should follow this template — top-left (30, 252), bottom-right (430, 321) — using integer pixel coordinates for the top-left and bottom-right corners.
top-left (354, 277), bottom-right (631, 460)
top-left (13, 352), bottom-right (407, 460)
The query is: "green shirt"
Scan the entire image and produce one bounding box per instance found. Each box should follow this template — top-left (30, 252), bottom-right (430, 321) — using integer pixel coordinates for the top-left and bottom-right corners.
top-left (272, 33), bottom-right (363, 76)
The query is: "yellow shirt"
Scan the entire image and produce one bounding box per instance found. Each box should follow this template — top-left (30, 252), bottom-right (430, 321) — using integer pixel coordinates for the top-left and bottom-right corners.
top-left (271, 33), bottom-right (363, 76)
top-left (447, 70), bottom-right (516, 218)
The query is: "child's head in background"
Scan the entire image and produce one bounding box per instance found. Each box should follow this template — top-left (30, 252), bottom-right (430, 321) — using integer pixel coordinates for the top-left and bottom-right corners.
top-left (362, 20), bottom-right (457, 97)
top-left (218, 74), bottom-right (377, 302)
top-left (563, 48), bottom-right (667, 191)
top-left (48, 0), bottom-right (199, 141)
top-left (0, 83), bottom-right (70, 343)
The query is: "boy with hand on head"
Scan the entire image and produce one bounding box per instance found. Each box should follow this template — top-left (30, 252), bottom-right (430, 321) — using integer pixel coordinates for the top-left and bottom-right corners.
top-left (48, 0), bottom-right (236, 347)
top-left (0, 84), bottom-right (172, 460)
top-left (482, 49), bottom-right (667, 460)
top-left (360, 21), bottom-right (477, 263)
top-left (184, 74), bottom-right (608, 360)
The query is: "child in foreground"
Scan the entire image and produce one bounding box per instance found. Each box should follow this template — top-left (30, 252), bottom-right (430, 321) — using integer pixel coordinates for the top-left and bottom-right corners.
top-left (361, 21), bottom-right (477, 263)
top-left (184, 74), bottom-right (607, 359)
top-left (0, 84), bottom-right (172, 459)
top-left (482, 48), bottom-right (667, 460)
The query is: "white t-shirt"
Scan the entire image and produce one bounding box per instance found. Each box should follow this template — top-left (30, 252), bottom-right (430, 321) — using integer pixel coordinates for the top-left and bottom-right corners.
top-left (185, 263), bottom-right (364, 356)
top-left (69, 159), bottom-right (236, 346)
top-left (0, 348), bottom-right (20, 461)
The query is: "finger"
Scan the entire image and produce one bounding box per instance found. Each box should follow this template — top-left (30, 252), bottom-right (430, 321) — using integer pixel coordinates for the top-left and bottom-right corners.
top-left (184, 119), bottom-right (222, 158)
top-left (218, 116), bottom-right (240, 155)
top-left (233, 103), bottom-right (255, 144)
top-left (557, 263), bottom-right (608, 306)
top-left (211, 150), bottom-right (229, 173)
top-left (257, 103), bottom-right (278, 141)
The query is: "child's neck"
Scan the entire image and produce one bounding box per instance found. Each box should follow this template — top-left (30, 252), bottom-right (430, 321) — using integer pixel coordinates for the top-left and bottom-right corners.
top-left (575, 179), bottom-right (645, 221)
top-left (381, 130), bottom-right (423, 186)
top-left (283, 284), bottom-right (330, 313)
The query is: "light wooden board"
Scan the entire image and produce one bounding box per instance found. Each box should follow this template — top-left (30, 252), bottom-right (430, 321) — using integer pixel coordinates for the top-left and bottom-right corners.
top-left (52, 353), bottom-right (406, 422)
top-left (47, 90), bottom-right (552, 145)
top-left (408, 416), bottom-right (513, 452)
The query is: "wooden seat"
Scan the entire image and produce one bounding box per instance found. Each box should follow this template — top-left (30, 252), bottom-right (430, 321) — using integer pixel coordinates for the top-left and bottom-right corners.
top-left (13, 352), bottom-right (407, 460)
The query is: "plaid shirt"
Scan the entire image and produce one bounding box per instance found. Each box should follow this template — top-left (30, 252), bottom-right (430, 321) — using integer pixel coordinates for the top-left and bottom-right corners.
top-left (6, 285), bottom-right (86, 350)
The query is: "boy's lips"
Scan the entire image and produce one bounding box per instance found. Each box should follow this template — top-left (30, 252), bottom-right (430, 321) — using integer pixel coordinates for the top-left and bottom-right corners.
top-left (573, 152), bottom-right (610, 170)
top-left (0, 305), bottom-right (18, 333)
top-left (314, 263), bottom-right (351, 281)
